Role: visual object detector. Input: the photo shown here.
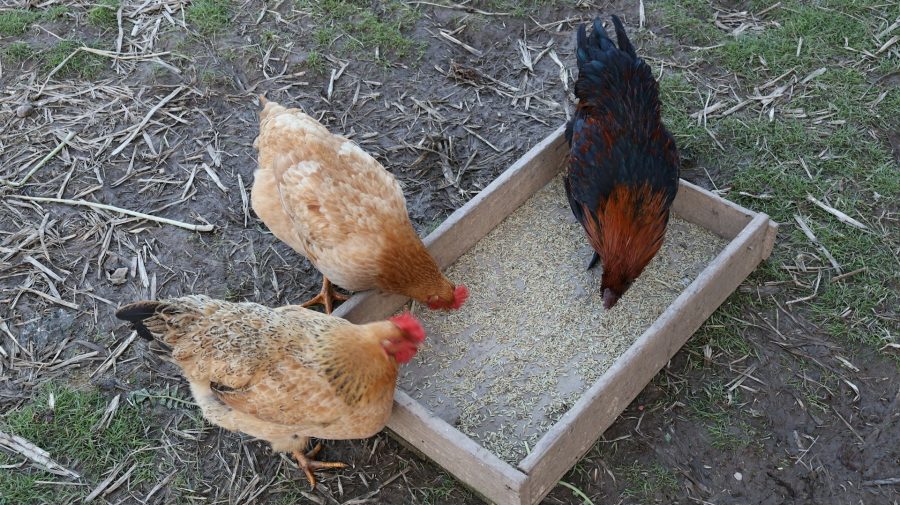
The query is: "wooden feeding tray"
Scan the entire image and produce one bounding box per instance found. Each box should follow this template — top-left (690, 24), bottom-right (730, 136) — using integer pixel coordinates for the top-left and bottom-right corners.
top-left (333, 126), bottom-right (777, 505)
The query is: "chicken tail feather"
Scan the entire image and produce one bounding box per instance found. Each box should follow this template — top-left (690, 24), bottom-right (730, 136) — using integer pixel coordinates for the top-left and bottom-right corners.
top-left (610, 15), bottom-right (637, 58)
top-left (574, 15), bottom-right (647, 104)
top-left (116, 301), bottom-right (164, 341)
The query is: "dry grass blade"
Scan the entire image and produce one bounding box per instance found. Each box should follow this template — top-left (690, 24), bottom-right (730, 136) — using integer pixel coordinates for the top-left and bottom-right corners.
top-left (110, 86), bottom-right (186, 156)
top-left (79, 47), bottom-right (170, 60)
top-left (92, 332), bottom-right (138, 378)
top-left (518, 39), bottom-right (534, 72)
top-left (8, 195), bottom-right (215, 232)
top-left (793, 214), bottom-right (842, 273)
top-left (462, 126), bottom-right (502, 152)
top-left (201, 163), bottom-right (228, 193)
top-left (862, 477), bottom-right (900, 486)
top-left (806, 194), bottom-right (868, 230)
top-left (0, 430), bottom-right (80, 478)
top-left (439, 30), bottom-right (484, 57)
top-left (22, 255), bottom-right (65, 282)
top-left (1, 132), bottom-right (76, 188)
top-left (22, 288), bottom-right (80, 310)
top-left (92, 394), bottom-right (122, 432)
top-left (84, 460), bottom-right (127, 503)
top-left (549, 50), bottom-right (568, 91)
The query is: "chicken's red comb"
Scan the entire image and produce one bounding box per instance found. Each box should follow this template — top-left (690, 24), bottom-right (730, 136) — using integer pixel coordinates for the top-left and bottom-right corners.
top-left (389, 312), bottom-right (426, 343)
top-left (450, 284), bottom-right (469, 310)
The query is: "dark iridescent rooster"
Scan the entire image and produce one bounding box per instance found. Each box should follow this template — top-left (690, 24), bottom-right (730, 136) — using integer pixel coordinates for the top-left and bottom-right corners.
top-left (565, 15), bottom-right (680, 309)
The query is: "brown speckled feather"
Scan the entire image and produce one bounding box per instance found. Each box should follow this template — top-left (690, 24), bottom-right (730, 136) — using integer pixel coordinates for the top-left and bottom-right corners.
top-left (120, 296), bottom-right (401, 451)
top-left (251, 101), bottom-right (416, 291)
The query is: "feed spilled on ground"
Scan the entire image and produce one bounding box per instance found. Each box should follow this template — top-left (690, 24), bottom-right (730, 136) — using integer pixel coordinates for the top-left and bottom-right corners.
top-left (399, 175), bottom-right (728, 463)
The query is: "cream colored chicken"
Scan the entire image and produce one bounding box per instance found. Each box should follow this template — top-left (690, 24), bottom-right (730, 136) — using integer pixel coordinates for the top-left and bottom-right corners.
top-left (116, 295), bottom-right (425, 488)
top-left (251, 96), bottom-right (467, 313)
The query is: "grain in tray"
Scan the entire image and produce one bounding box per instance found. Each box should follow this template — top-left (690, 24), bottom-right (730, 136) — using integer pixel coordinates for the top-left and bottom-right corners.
top-left (399, 174), bottom-right (727, 463)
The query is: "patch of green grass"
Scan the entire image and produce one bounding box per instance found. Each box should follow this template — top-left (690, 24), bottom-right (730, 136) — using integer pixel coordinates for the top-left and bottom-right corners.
top-left (478, 0), bottom-right (577, 16)
top-left (706, 418), bottom-right (756, 450)
top-left (679, 0), bottom-right (898, 355)
top-left (713, 110), bottom-right (898, 352)
top-left (260, 29), bottom-right (278, 46)
top-left (658, 0), bottom-right (723, 46)
top-left (0, 453), bottom-right (82, 505)
top-left (685, 380), bottom-right (756, 449)
top-left (618, 461), bottom-right (679, 501)
top-left (718, 1), bottom-right (874, 77)
top-left (0, 6), bottom-right (71, 35)
top-left (2, 41), bottom-right (34, 64)
top-left (298, 0), bottom-right (422, 61)
top-left (0, 384), bottom-right (153, 503)
top-left (186, 0), bottom-right (231, 36)
top-left (87, 0), bottom-right (120, 27)
top-left (0, 9), bottom-right (40, 35)
top-left (305, 50), bottom-right (325, 74)
top-left (223, 286), bottom-right (241, 301)
top-left (313, 25), bottom-right (337, 47)
top-left (44, 5), bottom-right (69, 21)
top-left (689, 296), bottom-right (756, 361)
top-left (788, 365), bottom-right (840, 412)
top-left (416, 473), bottom-right (458, 504)
top-left (42, 40), bottom-right (106, 79)
top-left (657, 72), bottom-right (720, 160)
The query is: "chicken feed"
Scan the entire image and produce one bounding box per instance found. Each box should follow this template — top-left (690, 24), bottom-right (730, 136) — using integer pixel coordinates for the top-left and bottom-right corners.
top-left (399, 174), bottom-right (727, 463)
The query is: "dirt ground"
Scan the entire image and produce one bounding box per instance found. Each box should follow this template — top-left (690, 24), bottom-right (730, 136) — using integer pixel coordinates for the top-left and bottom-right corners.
top-left (1, 1), bottom-right (897, 504)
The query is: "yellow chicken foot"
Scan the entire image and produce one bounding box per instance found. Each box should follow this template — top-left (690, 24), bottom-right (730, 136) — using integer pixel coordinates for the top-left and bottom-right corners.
top-left (292, 443), bottom-right (348, 489)
top-left (301, 277), bottom-right (349, 314)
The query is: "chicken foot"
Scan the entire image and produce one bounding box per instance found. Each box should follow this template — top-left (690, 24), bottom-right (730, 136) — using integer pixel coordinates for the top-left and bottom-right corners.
top-left (292, 443), bottom-right (348, 489)
top-left (301, 277), bottom-right (349, 314)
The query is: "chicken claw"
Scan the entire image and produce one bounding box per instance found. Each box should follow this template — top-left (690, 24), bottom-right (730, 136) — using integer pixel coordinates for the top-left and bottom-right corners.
top-left (293, 443), bottom-right (348, 489)
top-left (301, 277), bottom-right (350, 314)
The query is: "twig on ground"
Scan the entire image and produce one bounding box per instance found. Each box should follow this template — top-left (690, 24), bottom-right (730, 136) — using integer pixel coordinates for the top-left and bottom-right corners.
top-left (1, 132), bottom-right (76, 188)
top-left (8, 195), bottom-right (215, 232)
top-left (806, 194), bottom-right (868, 230)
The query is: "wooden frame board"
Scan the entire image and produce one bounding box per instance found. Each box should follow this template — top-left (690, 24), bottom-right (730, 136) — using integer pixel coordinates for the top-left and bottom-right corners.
top-left (333, 126), bottom-right (777, 505)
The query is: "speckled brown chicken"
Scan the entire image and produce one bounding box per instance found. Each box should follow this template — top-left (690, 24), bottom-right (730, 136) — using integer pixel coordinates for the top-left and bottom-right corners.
top-left (251, 96), bottom-right (467, 313)
top-left (116, 295), bottom-right (425, 488)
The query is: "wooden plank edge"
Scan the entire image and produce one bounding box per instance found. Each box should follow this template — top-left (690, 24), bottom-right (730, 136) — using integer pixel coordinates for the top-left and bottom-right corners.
top-left (762, 219), bottom-right (779, 260)
top-left (517, 214), bottom-right (772, 503)
top-left (423, 125), bottom-right (567, 268)
top-left (380, 428), bottom-right (524, 505)
top-left (673, 179), bottom-right (755, 240)
top-left (332, 290), bottom-right (407, 323)
top-left (386, 390), bottom-right (528, 505)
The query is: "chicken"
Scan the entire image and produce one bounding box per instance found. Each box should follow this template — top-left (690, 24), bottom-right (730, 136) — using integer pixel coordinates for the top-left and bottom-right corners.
top-left (115, 295), bottom-right (425, 488)
top-left (564, 16), bottom-right (680, 309)
top-left (251, 97), bottom-right (468, 314)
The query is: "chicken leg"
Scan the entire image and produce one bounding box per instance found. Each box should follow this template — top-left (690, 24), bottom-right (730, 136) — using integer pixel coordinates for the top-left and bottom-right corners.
top-left (292, 443), bottom-right (348, 489)
top-left (301, 277), bottom-right (349, 314)
top-left (586, 251), bottom-right (601, 271)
